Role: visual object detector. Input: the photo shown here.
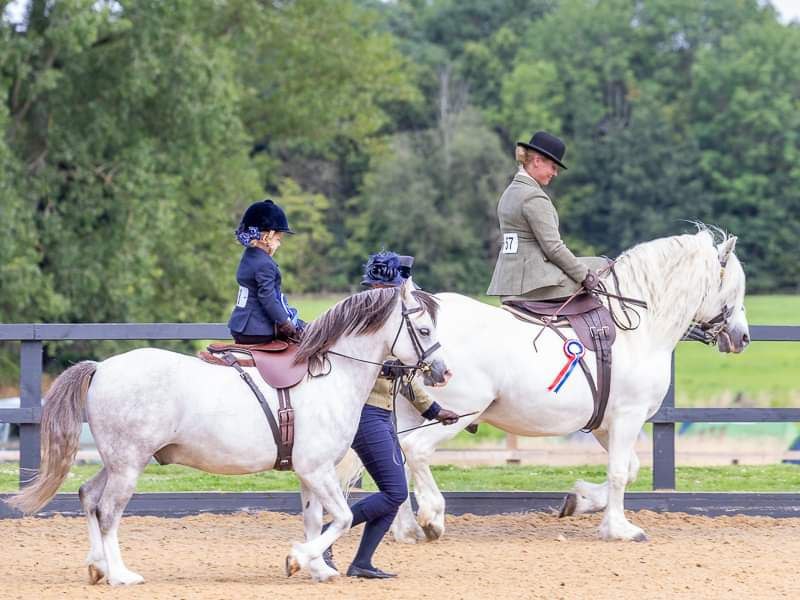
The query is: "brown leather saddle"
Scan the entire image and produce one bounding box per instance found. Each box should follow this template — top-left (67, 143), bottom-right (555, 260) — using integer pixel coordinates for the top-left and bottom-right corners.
top-left (503, 294), bottom-right (616, 431)
top-left (199, 341), bottom-right (309, 470)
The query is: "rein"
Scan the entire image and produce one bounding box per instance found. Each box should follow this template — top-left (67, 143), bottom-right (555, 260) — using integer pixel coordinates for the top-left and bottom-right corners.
top-left (532, 258), bottom-right (648, 349)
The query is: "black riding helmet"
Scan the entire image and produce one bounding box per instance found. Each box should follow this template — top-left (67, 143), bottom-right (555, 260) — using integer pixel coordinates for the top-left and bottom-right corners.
top-left (238, 199), bottom-right (294, 234)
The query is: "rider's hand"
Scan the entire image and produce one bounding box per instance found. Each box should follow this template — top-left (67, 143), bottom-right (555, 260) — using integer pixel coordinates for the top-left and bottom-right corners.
top-left (277, 319), bottom-right (297, 339)
top-left (380, 359), bottom-right (405, 380)
top-left (435, 408), bottom-right (460, 425)
top-left (581, 270), bottom-right (600, 291)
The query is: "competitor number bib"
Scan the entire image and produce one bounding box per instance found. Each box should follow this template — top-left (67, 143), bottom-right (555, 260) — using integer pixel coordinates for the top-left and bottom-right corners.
top-left (502, 233), bottom-right (518, 254)
top-left (236, 285), bottom-right (249, 307)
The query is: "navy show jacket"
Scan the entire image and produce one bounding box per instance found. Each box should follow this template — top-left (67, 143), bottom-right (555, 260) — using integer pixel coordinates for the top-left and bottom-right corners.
top-left (227, 247), bottom-right (290, 336)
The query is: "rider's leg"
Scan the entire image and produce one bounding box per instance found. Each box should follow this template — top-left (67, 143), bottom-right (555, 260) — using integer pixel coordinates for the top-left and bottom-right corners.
top-left (345, 405), bottom-right (408, 575)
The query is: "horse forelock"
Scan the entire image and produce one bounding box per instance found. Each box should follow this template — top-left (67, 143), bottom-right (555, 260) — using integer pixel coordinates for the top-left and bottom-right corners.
top-left (411, 289), bottom-right (439, 324)
top-left (294, 287), bottom-right (401, 365)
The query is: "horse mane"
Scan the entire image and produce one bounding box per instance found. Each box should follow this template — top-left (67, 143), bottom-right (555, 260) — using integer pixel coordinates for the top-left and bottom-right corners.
top-left (613, 226), bottom-right (723, 338)
top-left (295, 287), bottom-right (401, 366)
top-left (294, 287), bottom-right (440, 369)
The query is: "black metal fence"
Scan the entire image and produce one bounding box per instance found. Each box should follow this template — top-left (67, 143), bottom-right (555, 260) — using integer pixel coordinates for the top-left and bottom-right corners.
top-left (1, 322), bottom-right (799, 495)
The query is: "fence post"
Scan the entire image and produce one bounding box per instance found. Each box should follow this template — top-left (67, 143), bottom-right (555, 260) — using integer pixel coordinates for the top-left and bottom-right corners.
top-left (19, 340), bottom-right (43, 489)
top-left (652, 353), bottom-right (676, 490)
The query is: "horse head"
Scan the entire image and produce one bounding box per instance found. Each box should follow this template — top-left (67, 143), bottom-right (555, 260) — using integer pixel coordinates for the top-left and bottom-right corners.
top-left (688, 233), bottom-right (750, 354)
top-left (394, 278), bottom-right (451, 386)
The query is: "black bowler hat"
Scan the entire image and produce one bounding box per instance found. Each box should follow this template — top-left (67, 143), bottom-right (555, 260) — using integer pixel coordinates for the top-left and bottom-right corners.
top-left (517, 131), bottom-right (568, 169)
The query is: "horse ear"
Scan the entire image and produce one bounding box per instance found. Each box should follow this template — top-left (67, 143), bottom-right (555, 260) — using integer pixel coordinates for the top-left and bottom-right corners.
top-left (718, 236), bottom-right (737, 266)
top-left (401, 277), bottom-right (414, 301)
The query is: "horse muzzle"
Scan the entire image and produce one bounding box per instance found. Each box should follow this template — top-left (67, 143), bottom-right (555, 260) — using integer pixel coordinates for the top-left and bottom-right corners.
top-left (422, 359), bottom-right (451, 387)
top-left (717, 329), bottom-right (750, 354)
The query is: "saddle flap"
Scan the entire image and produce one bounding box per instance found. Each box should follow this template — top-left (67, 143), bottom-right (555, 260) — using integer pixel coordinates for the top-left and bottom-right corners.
top-left (207, 340), bottom-right (290, 354)
top-left (251, 343), bottom-right (308, 389)
top-left (566, 306), bottom-right (616, 352)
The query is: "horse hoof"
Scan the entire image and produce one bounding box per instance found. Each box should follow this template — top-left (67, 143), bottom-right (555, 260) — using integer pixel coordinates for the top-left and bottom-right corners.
top-left (632, 532), bottom-right (649, 543)
top-left (87, 564), bottom-right (105, 585)
top-left (422, 523), bottom-right (441, 541)
top-left (285, 555), bottom-right (301, 577)
top-left (558, 493), bottom-right (577, 518)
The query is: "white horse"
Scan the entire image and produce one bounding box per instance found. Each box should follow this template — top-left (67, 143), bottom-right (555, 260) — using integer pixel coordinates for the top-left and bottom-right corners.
top-left (6, 281), bottom-right (448, 584)
top-left (349, 229), bottom-right (749, 543)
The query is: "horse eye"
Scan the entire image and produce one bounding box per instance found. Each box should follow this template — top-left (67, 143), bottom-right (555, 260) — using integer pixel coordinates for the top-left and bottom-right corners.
top-left (419, 327), bottom-right (430, 336)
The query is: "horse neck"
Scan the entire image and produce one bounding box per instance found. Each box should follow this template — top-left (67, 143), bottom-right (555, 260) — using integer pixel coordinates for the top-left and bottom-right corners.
top-left (325, 313), bottom-right (400, 403)
top-left (613, 239), bottom-right (718, 350)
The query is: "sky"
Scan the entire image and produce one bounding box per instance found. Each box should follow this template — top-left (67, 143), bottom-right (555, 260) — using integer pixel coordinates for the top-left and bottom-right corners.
top-left (769, 0), bottom-right (800, 22)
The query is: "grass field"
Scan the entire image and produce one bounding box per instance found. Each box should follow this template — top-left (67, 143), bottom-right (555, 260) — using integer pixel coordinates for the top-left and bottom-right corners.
top-left (2, 462), bottom-right (799, 493)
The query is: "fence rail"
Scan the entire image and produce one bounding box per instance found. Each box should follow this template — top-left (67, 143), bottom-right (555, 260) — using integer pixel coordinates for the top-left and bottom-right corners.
top-left (1, 323), bottom-right (798, 495)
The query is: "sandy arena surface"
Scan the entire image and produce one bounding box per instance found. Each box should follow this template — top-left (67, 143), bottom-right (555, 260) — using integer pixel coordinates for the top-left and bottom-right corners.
top-left (2, 510), bottom-right (799, 600)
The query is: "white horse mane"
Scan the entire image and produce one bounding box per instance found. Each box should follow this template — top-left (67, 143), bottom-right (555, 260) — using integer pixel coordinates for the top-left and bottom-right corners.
top-left (612, 225), bottom-right (733, 342)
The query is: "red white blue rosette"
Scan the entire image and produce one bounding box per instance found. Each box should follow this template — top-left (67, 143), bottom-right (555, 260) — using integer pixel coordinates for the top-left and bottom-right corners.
top-left (547, 339), bottom-right (585, 393)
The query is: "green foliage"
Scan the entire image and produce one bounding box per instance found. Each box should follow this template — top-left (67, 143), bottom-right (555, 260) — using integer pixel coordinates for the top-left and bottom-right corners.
top-left (352, 108), bottom-right (510, 292)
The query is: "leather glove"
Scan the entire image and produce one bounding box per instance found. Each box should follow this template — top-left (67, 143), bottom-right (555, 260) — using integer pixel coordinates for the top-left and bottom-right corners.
top-left (435, 408), bottom-right (460, 425)
top-left (276, 319), bottom-right (297, 339)
top-left (380, 359), bottom-right (405, 380)
top-left (581, 270), bottom-right (600, 291)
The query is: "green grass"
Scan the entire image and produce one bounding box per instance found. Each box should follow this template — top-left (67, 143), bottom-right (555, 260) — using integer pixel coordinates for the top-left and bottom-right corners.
top-left (2, 462), bottom-right (799, 493)
top-left (675, 295), bottom-right (800, 406)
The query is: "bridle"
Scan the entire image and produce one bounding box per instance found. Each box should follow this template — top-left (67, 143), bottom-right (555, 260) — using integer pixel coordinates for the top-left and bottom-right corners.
top-left (389, 302), bottom-right (441, 375)
top-left (682, 304), bottom-right (733, 345)
top-left (682, 245), bottom-right (735, 346)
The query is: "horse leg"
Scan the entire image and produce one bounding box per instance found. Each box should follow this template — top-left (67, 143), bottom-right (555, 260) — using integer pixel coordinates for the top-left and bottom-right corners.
top-left (97, 463), bottom-right (147, 585)
top-left (300, 482), bottom-right (323, 541)
top-left (79, 467), bottom-right (108, 584)
top-left (560, 430), bottom-right (642, 517)
top-left (288, 464), bottom-right (352, 582)
top-left (598, 412), bottom-right (648, 541)
top-left (390, 466), bottom-right (425, 544)
top-left (402, 428), bottom-right (453, 542)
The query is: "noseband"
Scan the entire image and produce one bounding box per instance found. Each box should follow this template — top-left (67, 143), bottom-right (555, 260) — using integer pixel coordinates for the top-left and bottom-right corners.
top-left (683, 246), bottom-right (735, 345)
top-left (683, 305), bottom-right (733, 345)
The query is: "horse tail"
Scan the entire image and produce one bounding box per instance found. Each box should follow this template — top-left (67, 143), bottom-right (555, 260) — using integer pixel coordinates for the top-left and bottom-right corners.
top-left (5, 361), bottom-right (97, 515)
top-left (335, 448), bottom-right (365, 500)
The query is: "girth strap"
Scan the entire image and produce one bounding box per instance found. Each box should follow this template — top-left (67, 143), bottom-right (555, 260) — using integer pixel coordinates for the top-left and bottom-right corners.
top-left (576, 310), bottom-right (613, 431)
top-left (220, 352), bottom-right (294, 470)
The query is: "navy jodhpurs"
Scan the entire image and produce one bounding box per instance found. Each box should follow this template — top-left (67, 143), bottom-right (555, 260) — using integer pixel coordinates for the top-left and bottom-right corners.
top-left (348, 404), bottom-right (408, 568)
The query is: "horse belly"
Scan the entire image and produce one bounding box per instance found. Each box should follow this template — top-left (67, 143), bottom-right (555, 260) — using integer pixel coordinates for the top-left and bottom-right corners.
top-left (484, 376), bottom-right (596, 436)
top-left (163, 383), bottom-right (282, 474)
